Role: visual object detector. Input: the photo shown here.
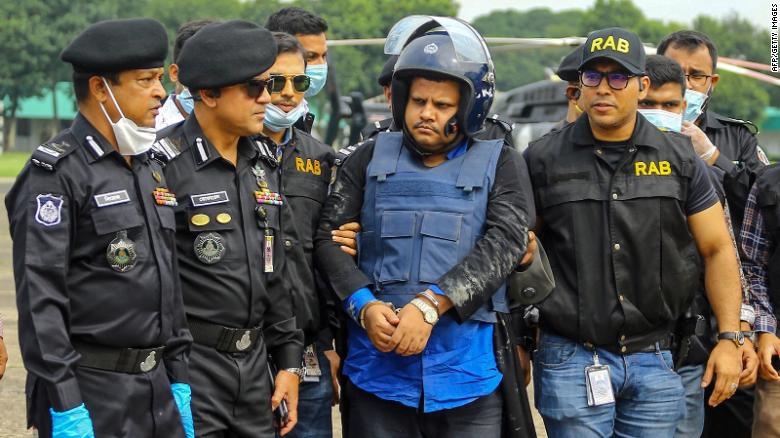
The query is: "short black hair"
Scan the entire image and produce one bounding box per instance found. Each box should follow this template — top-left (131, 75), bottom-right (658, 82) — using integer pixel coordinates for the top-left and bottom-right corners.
top-left (266, 7), bottom-right (328, 36)
top-left (73, 71), bottom-right (120, 103)
top-left (272, 32), bottom-right (307, 66)
top-left (657, 30), bottom-right (718, 70)
top-left (174, 19), bottom-right (217, 64)
top-left (645, 55), bottom-right (686, 97)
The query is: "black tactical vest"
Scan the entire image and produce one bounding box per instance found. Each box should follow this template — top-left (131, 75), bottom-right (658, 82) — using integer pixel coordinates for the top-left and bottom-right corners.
top-left (526, 114), bottom-right (703, 352)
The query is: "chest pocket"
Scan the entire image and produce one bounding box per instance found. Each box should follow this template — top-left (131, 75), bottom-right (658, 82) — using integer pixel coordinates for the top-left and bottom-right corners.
top-left (284, 173), bottom-right (328, 204)
top-left (419, 212), bottom-right (463, 283)
top-left (378, 210), bottom-right (416, 284)
top-left (91, 203), bottom-right (144, 235)
top-left (155, 205), bottom-right (176, 231)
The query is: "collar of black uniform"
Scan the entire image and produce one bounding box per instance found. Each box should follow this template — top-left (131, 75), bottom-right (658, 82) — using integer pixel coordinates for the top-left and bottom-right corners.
top-left (571, 111), bottom-right (661, 150)
top-left (700, 110), bottom-right (725, 130)
top-left (181, 114), bottom-right (258, 169)
top-left (70, 113), bottom-right (117, 163)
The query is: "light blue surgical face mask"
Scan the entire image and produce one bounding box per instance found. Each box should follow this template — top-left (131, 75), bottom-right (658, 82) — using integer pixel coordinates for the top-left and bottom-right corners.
top-left (639, 108), bottom-right (683, 132)
top-left (177, 88), bottom-right (194, 115)
top-left (304, 63), bottom-right (328, 97)
top-left (264, 102), bottom-right (307, 132)
top-left (683, 88), bottom-right (709, 123)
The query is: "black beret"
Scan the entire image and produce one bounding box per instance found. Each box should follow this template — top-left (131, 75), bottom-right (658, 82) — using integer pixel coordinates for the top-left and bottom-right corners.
top-left (556, 46), bottom-right (582, 82)
top-left (60, 19), bottom-right (168, 73)
top-left (377, 55), bottom-right (398, 87)
top-left (178, 20), bottom-right (277, 90)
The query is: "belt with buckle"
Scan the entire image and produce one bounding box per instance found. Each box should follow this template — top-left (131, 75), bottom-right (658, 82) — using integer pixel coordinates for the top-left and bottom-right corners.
top-left (73, 341), bottom-right (164, 374)
top-left (188, 318), bottom-right (263, 353)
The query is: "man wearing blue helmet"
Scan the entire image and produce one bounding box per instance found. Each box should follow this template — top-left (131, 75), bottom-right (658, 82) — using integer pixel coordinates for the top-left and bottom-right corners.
top-left (314, 16), bottom-right (533, 437)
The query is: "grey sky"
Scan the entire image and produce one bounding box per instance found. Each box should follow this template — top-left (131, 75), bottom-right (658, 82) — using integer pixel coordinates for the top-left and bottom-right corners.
top-left (457, 0), bottom-right (769, 34)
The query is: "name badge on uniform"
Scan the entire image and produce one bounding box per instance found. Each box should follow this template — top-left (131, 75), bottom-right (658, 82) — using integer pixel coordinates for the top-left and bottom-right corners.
top-left (585, 352), bottom-right (615, 407)
top-left (94, 190), bottom-right (130, 207)
top-left (191, 191), bottom-right (229, 207)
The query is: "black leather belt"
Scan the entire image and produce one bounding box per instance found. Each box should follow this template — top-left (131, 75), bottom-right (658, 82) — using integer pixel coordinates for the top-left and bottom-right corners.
top-left (73, 341), bottom-right (164, 374)
top-left (188, 318), bottom-right (263, 353)
top-left (593, 336), bottom-right (672, 355)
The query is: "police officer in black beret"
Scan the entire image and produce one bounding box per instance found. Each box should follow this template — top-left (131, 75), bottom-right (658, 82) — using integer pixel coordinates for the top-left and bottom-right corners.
top-left (153, 20), bottom-right (304, 437)
top-left (525, 27), bottom-right (744, 436)
top-left (6, 18), bottom-right (193, 438)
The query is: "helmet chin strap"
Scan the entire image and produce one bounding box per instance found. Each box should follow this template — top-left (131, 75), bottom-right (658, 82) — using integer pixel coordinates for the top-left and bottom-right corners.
top-left (402, 117), bottom-right (464, 158)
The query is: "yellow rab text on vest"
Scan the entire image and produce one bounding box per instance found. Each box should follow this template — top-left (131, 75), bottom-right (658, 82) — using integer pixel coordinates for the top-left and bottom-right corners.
top-left (295, 157), bottom-right (321, 175)
top-left (634, 161), bottom-right (672, 176)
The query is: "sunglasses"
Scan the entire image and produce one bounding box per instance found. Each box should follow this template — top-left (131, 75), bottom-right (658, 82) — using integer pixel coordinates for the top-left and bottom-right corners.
top-left (268, 74), bottom-right (311, 93)
top-left (244, 78), bottom-right (273, 99)
top-left (580, 70), bottom-right (636, 90)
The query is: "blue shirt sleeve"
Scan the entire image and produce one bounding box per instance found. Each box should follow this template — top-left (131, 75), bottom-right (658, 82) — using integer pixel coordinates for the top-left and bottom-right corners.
top-left (429, 285), bottom-right (447, 296)
top-left (344, 287), bottom-right (376, 325)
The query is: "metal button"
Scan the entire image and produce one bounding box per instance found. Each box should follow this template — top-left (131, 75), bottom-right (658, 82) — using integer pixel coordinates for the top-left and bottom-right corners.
top-left (596, 148), bottom-right (603, 155)
top-left (620, 334), bottom-right (626, 341)
top-left (284, 240), bottom-right (293, 248)
top-left (612, 193), bottom-right (618, 200)
top-left (613, 243), bottom-right (621, 251)
top-left (619, 294), bottom-right (624, 302)
top-left (629, 147), bottom-right (636, 153)
top-left (621, 346), bottom-right (627, 353)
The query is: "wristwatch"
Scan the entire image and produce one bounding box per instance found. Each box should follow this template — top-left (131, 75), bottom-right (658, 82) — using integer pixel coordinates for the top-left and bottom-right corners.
top-left (411, 298), bottom-right (439, 325)
top-left (717, 331), bottom-right (745, 348)
top-left (283, 367), bottom-right (305, 381)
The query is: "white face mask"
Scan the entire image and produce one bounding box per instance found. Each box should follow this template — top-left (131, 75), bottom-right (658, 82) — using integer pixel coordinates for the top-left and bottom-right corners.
top-left (99, 78), bottom-right (157, 156)
top-left (263, 102), bottom-right (307, 132)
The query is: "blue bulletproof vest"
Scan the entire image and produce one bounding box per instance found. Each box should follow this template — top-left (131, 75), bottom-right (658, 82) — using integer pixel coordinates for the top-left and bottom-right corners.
top-left (359, 132), bottom-right (508, 322)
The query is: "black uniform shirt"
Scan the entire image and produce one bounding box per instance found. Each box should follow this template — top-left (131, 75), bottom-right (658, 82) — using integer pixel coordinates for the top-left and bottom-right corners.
top-left (159, 116), bottom-right (303, 368)
top-left (265, 128), bottom-right (335, 343)
top-left (702, 110), bottom-right (768, 226)
top-left (526, 114), bottom-right (718, 352)
top-left (6, 114), bottom-right (191, 411)
top-left (315, 136), bottom-right (531, 321)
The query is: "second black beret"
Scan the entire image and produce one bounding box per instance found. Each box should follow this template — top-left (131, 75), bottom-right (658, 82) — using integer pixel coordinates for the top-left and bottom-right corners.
top-left (178, 20), bottom-right (277, 90)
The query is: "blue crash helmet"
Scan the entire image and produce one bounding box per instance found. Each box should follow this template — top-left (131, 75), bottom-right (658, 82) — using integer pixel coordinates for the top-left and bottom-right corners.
top-left (386, 16), bottom-right (496, 138)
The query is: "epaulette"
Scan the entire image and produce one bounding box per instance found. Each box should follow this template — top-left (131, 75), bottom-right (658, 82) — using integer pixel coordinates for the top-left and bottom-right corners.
top-left (30, 141), bottom-right (77, 171)
top-left (714, 113), bottom-right (759, 135)
top-left (151, 137), bottom-right (183, 164)
top-left (485, 114), bottom-right (514, 134)
top-left (253, 137), bottom-right (279, 168)
top-left (335, 140), bottom-right (367, 166)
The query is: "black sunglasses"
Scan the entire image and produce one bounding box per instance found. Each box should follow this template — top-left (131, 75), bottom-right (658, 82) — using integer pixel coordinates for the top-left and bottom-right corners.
top-left (580, 70), bottom-right (636, 90)
top-left (244, 78), bottom-right (273, 99)
top-left (268, 74), bottom-right (311, 93)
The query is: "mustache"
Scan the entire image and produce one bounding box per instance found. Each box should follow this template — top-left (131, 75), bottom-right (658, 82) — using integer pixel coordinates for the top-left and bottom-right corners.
top-left (413, 121), bottom-right (440, 134)
top-left (272, 99), bottom-right (297, 107)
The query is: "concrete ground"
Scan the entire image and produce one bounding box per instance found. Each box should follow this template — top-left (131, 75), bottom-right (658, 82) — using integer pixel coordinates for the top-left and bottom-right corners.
top-left (0, 177), bottom-right (547, 437)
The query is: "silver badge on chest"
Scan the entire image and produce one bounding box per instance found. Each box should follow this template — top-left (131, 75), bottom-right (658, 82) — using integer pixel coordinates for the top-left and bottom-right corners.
top-left (106, 230), bottom-right (137, 272)
top-left (194, 232), bottom-right (225, 264)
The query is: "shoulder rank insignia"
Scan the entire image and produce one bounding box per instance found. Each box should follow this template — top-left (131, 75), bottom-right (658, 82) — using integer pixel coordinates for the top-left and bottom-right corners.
top-left (253, 138), bottom-right (279, 168)
top-left (31, 141), bottom-right (76, 171)
top-left (335, 141), bottom-right (365, 166)
top-left (151, 137), bottom-right (183, 163)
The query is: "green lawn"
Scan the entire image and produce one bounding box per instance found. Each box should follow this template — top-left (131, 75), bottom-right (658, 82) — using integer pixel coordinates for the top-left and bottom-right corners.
top-left (0, 151), bottom-right (30, 178)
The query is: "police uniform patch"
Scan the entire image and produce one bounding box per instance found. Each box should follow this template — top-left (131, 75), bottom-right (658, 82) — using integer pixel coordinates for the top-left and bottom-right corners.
top-left (35, 194), bottom-right (63, 226)
top-left (106, 230), bottom-right (137, 272)
top-left (94, 190), bottom-right (131, 207)
top-left (194, 232), bottom-right (225, 264)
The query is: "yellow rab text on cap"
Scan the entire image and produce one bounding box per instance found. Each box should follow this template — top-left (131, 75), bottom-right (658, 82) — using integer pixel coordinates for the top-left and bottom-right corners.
top-left (634, 161), bottom-right (671, 176)
top-left (590, 36), bottom-right (630, 54)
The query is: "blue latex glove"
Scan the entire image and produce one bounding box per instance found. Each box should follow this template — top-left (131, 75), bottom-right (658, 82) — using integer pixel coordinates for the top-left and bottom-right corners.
top-left (49, 403), bottom-right (95, 438)
top-left (171, 383), bottom-right (194, 438)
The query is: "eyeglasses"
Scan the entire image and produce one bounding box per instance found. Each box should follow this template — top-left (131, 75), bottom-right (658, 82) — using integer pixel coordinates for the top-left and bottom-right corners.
top-left (685, 73), bottom-right (712, 87)
top-left (244, 78), bottom-right (272, 99)
top-left (580, 70), bottom-right (636, 90)
top-left (268, 74), bottom-right (311, 93)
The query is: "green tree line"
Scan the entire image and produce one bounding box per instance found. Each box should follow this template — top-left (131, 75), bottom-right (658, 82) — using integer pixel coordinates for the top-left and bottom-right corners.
top-left (1, 0), bottom-right (775, 150)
